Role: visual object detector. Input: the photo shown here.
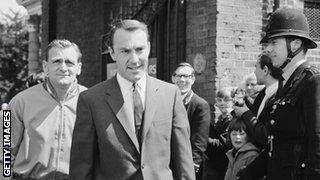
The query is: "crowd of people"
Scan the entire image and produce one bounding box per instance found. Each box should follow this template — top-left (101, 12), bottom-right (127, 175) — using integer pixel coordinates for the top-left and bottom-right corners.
top-left (1, 7), bottom-right (320, 180)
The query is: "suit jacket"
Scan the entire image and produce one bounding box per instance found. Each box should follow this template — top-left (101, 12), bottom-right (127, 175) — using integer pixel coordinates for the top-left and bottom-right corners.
top-left (70, 75), bottom-right (195, 180)
top-left (241, 62), bottom-right (320, 180)
top-left (185, 92), bottom-right (211, 166)
top-left (249, 88), bottom-right (265, 116)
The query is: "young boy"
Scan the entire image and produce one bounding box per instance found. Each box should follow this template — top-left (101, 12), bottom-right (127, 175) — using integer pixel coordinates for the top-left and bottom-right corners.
top-left (203, 87), bottom-right (234, 180)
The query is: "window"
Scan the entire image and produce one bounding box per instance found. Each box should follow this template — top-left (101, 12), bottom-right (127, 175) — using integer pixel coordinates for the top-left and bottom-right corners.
top-left (304, 1), bottom-right (320, 41)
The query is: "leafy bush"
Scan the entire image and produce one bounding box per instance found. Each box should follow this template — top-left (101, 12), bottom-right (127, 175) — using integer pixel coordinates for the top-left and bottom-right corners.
top-left (0, 10), bottom-right (28, 104)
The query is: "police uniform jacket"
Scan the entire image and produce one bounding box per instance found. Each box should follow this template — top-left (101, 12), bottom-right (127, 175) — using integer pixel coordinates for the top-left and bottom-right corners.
top-left (241, 62), bottom-right (320, 180)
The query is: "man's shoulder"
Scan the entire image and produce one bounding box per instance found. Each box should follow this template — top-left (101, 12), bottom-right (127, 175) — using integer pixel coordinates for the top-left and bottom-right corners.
top-left (81, 80), bottom-right (109, 96)
top-left (148, 76), bottom-right (177, 90)
top-left (191, 93), bottom-right (209, 106)
top-left (13, 84), bottom-right (44, 99)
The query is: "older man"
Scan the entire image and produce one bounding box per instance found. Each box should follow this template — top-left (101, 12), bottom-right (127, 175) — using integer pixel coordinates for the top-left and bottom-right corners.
top-left (6, 39), bottom-right (86, 180)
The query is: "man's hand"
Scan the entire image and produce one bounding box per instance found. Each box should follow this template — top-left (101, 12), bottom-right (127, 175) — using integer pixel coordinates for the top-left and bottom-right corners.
top-left (232, 104), bottom-right (249, 118)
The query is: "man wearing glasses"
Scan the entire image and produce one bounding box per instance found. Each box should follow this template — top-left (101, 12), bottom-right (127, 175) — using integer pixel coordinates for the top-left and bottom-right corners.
top-left (172, 62), bottom-right (211, 179)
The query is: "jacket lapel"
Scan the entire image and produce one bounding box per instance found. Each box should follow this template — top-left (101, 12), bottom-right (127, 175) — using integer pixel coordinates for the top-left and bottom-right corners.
top-left (141, 76), bottom-right (158, 144)
top-left (105, 76), bottom-right (140, 153)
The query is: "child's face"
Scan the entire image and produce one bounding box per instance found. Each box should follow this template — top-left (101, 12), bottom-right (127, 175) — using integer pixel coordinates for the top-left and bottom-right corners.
top-left (230, 130), bottom-right (248, 150)
top-left (215, 97), bottom-right (233, 114)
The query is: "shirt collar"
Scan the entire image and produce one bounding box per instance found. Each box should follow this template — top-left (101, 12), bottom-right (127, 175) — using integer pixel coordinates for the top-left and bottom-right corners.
top-left (44, 77), bottom-right (79, 102)
top-left (116, 73), bottom-right (147, 92)
top-left (265, 81), bottom-right (278, 96)
top-left (182, 90), bottom-right (194, 105)
top-left (282, 59), bottom-right (306, 82)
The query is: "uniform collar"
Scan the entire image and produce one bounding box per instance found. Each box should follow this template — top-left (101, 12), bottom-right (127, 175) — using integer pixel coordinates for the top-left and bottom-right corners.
top-left (282, 58), bottom-right (306, 84)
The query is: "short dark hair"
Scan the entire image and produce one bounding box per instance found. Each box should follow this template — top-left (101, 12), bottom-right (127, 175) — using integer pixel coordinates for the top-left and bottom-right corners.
top-left (107, 19), bottom-right (149, 50)
top-left (174, 62), bottom-right (195, 76)
top-left (227, 117), bottom-right (253, 142)
top-left (45, 39), bottom-right (82, 62)
top-left (258, 54), bottom-right (282, 79)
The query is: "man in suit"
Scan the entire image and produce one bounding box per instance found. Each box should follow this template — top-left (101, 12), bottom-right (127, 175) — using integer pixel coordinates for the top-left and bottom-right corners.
top-left (171, 62), bottom-right (211, 179)
top-left (234, 8), bottom-right (320, 180)
top-left (253, 54), bottom-right (281, 118)
top-left (69, 19), bottom-right (195, 180)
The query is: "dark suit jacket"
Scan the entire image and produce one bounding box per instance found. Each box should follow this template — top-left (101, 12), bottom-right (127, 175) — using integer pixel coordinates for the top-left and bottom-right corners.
top-left (241, 62), bottom-right (320, 180)
top-left (69, 75), bottom-right (195, 180)
top-left (249, 88), bottom-right (265, 116)
top-left (185, 93), bottom-right (211, 166)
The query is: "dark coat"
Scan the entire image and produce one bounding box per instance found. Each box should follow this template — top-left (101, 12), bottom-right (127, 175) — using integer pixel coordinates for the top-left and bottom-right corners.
top-left (186, 92), bottom-right (211, 166)
top-left (202, 113), bottom-right (232, 180)
top-left (224, 142), bottom-right (259, 180)
top-left (249, 88), bottom-right (265, 116)
top-left (241, 62), bottom-right (320, 180)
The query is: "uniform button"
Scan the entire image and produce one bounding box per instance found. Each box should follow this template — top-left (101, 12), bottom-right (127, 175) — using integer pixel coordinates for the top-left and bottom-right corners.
top-left (301, 163), bottom-right (306, 168)
top-left (270, 120), bottom-right (275, 125)
top-left (281, 102), bottom-right (285, 105)
top-left (272, 105), bottom-right (277, 109)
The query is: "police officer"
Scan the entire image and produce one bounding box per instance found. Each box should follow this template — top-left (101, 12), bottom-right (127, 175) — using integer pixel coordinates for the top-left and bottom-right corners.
top-left (234, 7), bottom-right (320, 180)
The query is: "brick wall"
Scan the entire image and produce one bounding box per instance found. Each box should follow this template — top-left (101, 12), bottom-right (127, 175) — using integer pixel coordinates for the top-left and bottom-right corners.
top-left (186, 0), bottom-right (217, 118)
top-left (215, 0), bottom-right (266, 90)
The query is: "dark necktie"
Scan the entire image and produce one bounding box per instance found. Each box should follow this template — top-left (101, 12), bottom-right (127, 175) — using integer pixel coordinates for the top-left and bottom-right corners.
top-left (133, 83), bottom-right (143, 141)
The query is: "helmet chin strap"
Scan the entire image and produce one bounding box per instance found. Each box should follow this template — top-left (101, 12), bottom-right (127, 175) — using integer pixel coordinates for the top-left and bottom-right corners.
top-left (280, 38), bottom-right (304, 70)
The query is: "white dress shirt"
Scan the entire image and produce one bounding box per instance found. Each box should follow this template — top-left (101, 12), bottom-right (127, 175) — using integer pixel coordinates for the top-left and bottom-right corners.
top-left (117, 73), bottom-right (146, 131)
top-left (257, 82), bottom-right (278, 118)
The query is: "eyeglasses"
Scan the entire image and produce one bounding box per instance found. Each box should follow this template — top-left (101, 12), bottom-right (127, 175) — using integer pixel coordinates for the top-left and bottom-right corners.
top-left (173, 74), bottom-right (193, 79)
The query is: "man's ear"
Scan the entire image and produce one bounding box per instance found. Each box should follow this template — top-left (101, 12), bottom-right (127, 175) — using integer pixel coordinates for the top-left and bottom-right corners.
top-left (109, 47), bottom-right (116, 62)
top-left (171, 75), bottom-right (176, 84)
top-left (263, 66), bottom-right (269, 76)
top-left (190, 75), bottom-right (195, 85)
top-left (42, 60), bottom-right (48, 75)
top-left (76, 62), bottom-right (82, 75)
top-left (290, 39), bottom-right (303, 52)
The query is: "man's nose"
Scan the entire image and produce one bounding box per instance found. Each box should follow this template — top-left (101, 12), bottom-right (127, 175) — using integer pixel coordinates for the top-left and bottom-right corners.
top-left (59, 62), bottom-right (68, 71)
top-left (130, 52), bottom-right (139, 63)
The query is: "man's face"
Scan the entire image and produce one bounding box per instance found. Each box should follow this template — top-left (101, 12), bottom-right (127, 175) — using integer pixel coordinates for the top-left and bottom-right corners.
top-left (254, 59), bottom-right (265, 85)
top-left (110, 29), bottom-right (150, 83)
top-left (263, 37), bottom-right (288, 68)
top-left (245, 77), bottom-right (259, 98)
top-left (172, 66), bottom-right (195, 94)
top-left (43, 47), bottom-right (82, 88)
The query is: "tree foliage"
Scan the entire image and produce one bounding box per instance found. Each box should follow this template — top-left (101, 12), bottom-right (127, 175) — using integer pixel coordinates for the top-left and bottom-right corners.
top-left (0, 10), bottom-right (28, 104)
